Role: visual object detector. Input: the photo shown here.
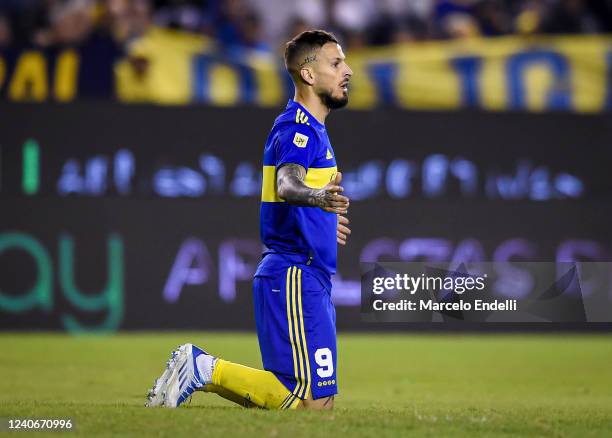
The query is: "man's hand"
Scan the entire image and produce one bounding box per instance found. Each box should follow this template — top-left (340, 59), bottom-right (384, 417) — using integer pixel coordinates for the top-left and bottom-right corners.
top-left (337, 215), bottom-right (351, 245)
top-left (314, 172), bottom-right (349, 214)
top-left (277, 166), bottom-right (350, 214)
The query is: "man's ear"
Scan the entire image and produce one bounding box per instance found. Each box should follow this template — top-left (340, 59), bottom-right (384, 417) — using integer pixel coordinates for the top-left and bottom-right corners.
top-left (300, 67), bottom-right (315, 86)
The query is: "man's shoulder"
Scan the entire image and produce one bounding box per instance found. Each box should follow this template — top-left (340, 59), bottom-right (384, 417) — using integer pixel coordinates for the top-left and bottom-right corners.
top-left (273, 111), bottom-right (320, 145)
top-left (274, 106), bottom-right (316, 131)
top-left (269, 102), bottom-right (325, 153)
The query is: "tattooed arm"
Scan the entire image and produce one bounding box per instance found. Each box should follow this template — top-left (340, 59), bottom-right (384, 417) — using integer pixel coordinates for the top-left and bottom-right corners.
top-left (277, 164), bottom-right (349, 214)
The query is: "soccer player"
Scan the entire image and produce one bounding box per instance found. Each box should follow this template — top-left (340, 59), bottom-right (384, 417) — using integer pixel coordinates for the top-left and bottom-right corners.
top-left (146, 30), bottom-right (352, 410)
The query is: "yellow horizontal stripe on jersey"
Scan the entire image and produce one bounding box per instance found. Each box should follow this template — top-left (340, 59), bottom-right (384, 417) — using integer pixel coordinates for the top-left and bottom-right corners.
top-left (304, 166), bottom-right (337, 189)
top-left (261, 165), bottom-right (338, 201)
top-left (261, 165), bottom-right (283, 202)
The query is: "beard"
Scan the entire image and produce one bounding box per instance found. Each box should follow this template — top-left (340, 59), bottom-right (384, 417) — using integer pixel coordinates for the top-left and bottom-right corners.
top-left (318, 89), bottom-right (349, 110)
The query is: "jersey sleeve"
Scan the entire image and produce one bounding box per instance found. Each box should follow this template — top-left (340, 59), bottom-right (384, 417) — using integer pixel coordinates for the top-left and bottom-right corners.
top-left (275, 123), bottom-right (319, 170)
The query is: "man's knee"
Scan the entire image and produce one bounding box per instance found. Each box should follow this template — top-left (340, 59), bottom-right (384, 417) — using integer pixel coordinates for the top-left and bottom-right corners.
top-left (299, 395), bottom-right (334, 410)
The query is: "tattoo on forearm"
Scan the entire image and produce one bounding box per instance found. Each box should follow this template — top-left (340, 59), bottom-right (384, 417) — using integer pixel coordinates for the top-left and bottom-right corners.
top-left (277, 163), bottom-right (328, 207)
top-left (277, 163), bottom-right (347, 213)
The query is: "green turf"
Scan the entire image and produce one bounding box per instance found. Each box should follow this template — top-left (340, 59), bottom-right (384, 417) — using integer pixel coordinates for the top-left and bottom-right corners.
top-left (0, 333), bottom-right (611, 437)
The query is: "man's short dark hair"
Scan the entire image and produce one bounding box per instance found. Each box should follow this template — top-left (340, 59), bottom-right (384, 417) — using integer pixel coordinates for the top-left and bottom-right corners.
top-left (284, 30), bottom-right (338, 82)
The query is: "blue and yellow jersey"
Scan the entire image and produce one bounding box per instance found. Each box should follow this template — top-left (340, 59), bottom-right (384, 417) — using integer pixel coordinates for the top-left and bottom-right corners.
top-left (258, 99), bottom-right (338, 279)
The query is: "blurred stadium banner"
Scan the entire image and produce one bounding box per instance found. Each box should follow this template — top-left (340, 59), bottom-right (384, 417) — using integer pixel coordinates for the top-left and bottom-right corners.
top-left (1, 103), bottom-right (611, 332)
top-left (2, 31), bottom-right (612, 111)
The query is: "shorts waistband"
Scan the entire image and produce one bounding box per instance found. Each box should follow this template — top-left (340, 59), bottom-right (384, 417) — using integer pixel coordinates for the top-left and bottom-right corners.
top-left (255, 252), bottom-right (332, 291)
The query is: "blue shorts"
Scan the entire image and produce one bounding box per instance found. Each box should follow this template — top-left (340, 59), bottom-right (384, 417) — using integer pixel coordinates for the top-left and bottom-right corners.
top-left (253, 254), bottom-right (337, 401)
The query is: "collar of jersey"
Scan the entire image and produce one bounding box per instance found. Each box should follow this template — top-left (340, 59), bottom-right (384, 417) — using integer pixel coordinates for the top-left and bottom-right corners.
top-left (286, 99), bottom-right (325, 130)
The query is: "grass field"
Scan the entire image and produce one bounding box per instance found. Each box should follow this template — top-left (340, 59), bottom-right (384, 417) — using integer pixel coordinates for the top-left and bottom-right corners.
top-left (0, 333), bottom-right (611, 437)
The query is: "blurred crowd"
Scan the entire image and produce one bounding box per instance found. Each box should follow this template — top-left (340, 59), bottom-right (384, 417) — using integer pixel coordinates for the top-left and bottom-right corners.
top-left (1, 0), bottom-right (612, 53)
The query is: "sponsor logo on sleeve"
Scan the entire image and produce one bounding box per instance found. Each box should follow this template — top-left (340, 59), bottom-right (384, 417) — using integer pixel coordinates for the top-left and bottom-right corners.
top-left (293, 132), bottom-right (309, 148)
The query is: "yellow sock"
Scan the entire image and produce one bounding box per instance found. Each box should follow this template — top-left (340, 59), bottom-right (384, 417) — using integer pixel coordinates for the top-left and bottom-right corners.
top-left (203, 384), bottom-right (257, 408)
top-left (211, 359), bottom-right (299, 409)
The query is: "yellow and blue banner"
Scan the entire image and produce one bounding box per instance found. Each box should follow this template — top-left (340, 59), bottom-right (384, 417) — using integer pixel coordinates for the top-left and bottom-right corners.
top-left (115, 32), bottom-right (612, 112)
top-left (2, 29), bottom-right (612, 112)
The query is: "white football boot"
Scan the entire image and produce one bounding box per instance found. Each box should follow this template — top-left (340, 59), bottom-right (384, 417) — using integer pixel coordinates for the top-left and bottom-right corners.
top-left (145, 345), bottom-right (181, 407)
top-left (146, 343), bottom-right (215, 408)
